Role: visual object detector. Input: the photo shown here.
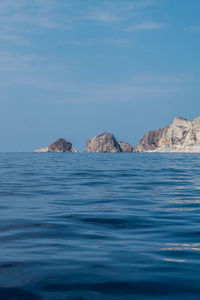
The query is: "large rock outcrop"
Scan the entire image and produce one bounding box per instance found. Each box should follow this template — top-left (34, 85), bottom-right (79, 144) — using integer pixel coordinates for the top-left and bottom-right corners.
top-left (35, 138), bottom-right (78, 153)
top-left (134, 116), bottom-right (200, 153)
top-left (86, 132), bottom-right (133, 153)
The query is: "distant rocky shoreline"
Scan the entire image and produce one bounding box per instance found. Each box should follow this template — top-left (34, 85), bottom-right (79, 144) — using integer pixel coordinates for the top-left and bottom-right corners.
top-left (35, 116), bottom-right (200, 153)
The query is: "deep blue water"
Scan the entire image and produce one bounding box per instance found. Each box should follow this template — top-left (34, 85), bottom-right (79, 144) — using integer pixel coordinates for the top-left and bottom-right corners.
top-left (1, 153), bottom-right (200, 300)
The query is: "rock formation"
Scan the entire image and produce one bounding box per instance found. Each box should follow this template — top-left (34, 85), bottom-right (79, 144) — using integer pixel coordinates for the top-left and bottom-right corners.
top-left (134, 116), bottom-right (200, 153)
top-left (118, 141), bottom-right (133, 152)
top-left (86, 132), bottom-right (133, 153)
top-left (35, 138), bottom-right (78, 153)
top-left (133, 127), bottom-right (169, 152)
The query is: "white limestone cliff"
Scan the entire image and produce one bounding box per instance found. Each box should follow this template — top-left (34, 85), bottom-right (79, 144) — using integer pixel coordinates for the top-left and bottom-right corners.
top-left (134, 116), bottom-right (200, 153)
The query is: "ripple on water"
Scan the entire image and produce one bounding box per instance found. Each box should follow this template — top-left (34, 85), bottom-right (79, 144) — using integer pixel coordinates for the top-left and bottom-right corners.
top-left (0, 153), bottom-right (200, 299)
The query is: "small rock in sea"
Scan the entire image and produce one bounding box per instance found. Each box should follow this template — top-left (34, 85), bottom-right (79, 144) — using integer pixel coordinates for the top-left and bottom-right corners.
top-left (34, 138), bottom-right (78, 153)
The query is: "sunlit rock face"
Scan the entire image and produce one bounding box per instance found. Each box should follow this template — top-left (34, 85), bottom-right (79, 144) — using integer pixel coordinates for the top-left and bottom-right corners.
top-left (134, 116), bottom-right (200, 153)
top-left (86, 132), bottom-right (121, 153)
top-left (194, 116), bottom-right (200, 125)
top-left (86, 132), bottom-right (133, 153)
top-left (35, 138), bottom-right (78, 153)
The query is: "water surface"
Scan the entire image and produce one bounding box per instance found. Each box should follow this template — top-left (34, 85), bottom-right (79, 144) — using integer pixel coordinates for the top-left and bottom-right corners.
top-left (0, 153), bottom-right (200, 299)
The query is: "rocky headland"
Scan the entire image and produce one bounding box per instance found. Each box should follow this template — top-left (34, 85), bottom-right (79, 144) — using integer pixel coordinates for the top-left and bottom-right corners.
top-left (86, 132), bottom-right (133, 152)
top-left (35, 138), bottom-right (78, 153)
top-left (134, 116), bottom-right (200, 153)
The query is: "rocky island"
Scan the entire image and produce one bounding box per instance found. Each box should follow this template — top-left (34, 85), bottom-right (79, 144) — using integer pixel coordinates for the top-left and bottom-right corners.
top-left (134, 116), bottom-right (200, 153)
top-left (35, 138), bottom-right (78, 153)
top-left (86, 132), bottom-right (133, 152)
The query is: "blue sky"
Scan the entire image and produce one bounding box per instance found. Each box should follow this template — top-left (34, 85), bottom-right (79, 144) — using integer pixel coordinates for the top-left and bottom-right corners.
top-left (0, 0), bottom-right (200, 151)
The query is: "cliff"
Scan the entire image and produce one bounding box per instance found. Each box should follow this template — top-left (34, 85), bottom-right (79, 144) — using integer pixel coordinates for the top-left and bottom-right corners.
top-left (134, 116), bottom-right (200, 153)
top-left (86, 132), bottom-right (133, 152)
top-left (35, 138), bottom-right (78, 153)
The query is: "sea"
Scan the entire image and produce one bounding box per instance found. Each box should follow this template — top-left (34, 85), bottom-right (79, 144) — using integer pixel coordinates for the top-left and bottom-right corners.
top-left (1, 153), bottom-right (200, 300)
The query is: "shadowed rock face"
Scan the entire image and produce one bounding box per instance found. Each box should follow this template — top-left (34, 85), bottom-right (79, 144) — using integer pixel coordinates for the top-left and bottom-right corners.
top-left (118, 141), bottom-right (133, 152)
top-left (48, 138), bottom-right (73, 152)
top-left (134, 127), bottom-right (169, 152)
top-left (35, 138), bottom-right (77, 152)
top-left (134, 116), bottom-right (200, 153)
top-left (86, 132), bottom-right (121, 153)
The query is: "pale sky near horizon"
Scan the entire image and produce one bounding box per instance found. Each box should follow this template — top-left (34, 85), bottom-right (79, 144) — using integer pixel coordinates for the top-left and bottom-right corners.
top-left (0, 0), bottom-right (200, 151)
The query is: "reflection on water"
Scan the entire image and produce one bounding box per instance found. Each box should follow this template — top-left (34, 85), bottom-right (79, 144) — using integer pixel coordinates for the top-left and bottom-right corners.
top-left (0, 153), bottom-right (200, 299)
top-left (163, 258), bottom-right (186, 262)
top-left (162, 243), bottom-right (200, 251)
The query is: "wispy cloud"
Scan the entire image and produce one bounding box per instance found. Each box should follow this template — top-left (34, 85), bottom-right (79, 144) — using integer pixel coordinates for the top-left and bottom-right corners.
top-left (0, 51), bottom-right (50, 72)
top-left (78, 9), bottom-right (122, 23)
top-left (16, 72), bottom-right (192, 103)
top-left (80, 73), bottom-right (193, 102)
top-left (78, 0), bottom-right (159, 24)
top-left (0, 45), bottom-right (194, 104)
top-left (0, 0), bottom-right (164, 46)
top-left (111, 0), bottom-right (159, 12)
top-left (0, 0), bottom-right (71, 45)
top-left (0, 33), bottom-right (30, 45)
top-left (66, 38), bottom-right (132, 47)
top-left (126, 22), bottom-right (166, 31)
top-left (184, 25), bottom-right (200, 32)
